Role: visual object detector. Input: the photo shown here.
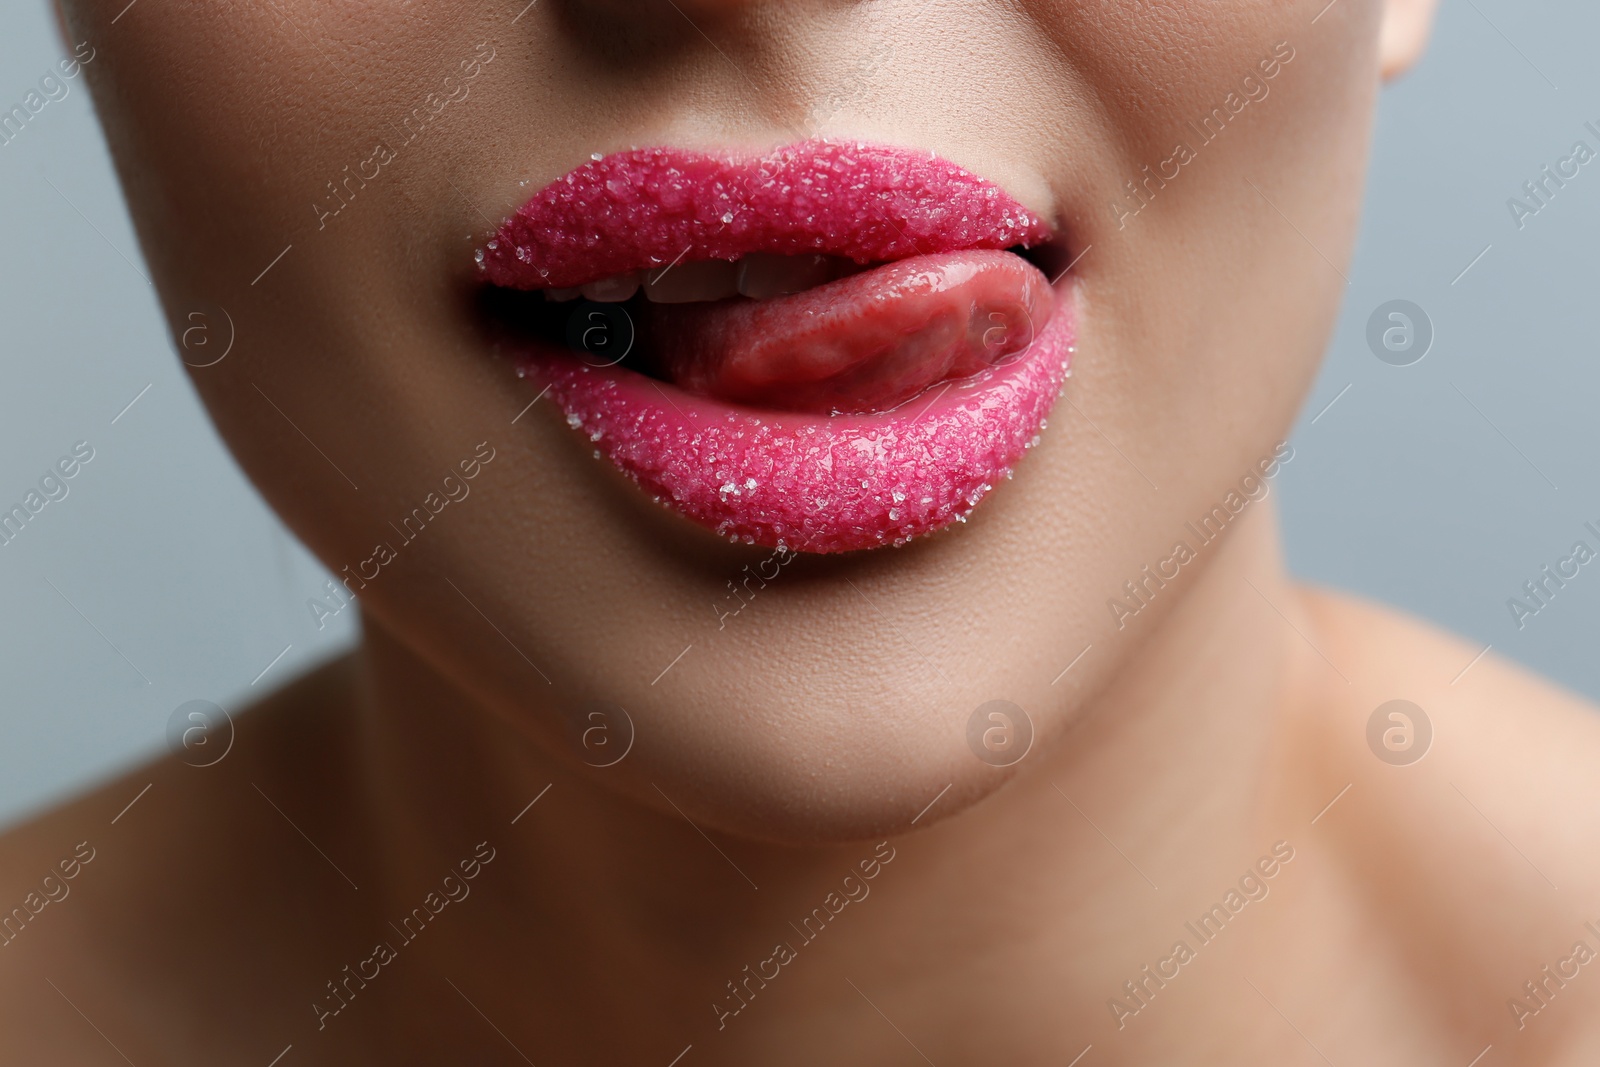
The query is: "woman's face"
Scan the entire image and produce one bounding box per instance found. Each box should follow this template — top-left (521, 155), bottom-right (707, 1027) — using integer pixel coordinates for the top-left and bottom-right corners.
top-left (62, 0), bottom-right (1396, 840)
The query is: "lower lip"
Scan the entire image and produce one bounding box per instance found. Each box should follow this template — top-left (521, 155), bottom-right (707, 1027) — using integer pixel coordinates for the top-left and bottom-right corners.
top-left (513, 281), bottom-right (1075, 555)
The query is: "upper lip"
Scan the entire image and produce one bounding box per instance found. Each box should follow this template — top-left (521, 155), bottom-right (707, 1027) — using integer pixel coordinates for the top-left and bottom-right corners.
top-left (478, 139), bottom-right (1055, 291)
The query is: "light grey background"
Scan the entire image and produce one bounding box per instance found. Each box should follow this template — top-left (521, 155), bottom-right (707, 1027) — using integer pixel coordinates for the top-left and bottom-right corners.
top-left (0, 0), bottom-right (1593, 828)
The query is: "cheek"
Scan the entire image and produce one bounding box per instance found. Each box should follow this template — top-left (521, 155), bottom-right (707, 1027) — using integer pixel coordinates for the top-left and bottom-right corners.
top-left (69, 1), bottom-right (497, 281)
top-left (1068, 10), bottom-right (1376, 463)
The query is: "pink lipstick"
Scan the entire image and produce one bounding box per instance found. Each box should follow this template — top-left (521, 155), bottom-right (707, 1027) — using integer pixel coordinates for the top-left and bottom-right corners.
top-left (482, 140), bottom-right (1075, 554)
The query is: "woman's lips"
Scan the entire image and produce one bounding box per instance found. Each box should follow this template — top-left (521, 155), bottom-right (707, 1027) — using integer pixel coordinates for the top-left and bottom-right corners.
top-left (482, 140), bottom-right (1075, 554)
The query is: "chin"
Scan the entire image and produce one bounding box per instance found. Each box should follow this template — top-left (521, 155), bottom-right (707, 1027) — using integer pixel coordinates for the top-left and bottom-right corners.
top-left (489, 634), bottom-right (1045, 844)
top-left (614, 708), bottom-right (1011, 846)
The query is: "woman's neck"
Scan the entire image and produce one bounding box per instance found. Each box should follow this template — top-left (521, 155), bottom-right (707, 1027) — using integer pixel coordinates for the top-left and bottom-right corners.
top-left (346, 502), bottom-right (1319, 1060)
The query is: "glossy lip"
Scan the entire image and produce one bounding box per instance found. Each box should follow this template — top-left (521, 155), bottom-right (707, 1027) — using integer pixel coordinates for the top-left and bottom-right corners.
top-left (482, 140), bottom-right (1075, 554)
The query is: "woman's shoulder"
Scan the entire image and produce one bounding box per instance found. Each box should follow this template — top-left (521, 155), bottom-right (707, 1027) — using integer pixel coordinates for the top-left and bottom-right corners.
top-left (0, 652), bottom-right (369, 1060)
top-left (1299, 583), bottom-right (1600, 769)
top-left (1296, 583), bottom-right (1600, 861)
top-left (0, 649), bottom-right (364, 858)
top-left (1293, 585), bottom-right (1600, 1056)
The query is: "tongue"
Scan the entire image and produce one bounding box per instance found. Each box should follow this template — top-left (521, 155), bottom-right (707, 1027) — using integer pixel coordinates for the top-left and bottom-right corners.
top-left (639, 250), bottom-right (1054, 415)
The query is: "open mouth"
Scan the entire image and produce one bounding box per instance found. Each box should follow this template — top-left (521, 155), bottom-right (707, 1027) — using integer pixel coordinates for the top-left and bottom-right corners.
top-left (479, 140), bottom-right (1077, 554)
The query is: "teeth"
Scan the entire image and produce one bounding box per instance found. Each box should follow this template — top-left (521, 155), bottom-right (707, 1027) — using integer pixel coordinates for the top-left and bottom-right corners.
top-left (582, 271), bottom-right (640, 302)
top-left (545, 253), bottom-right (868, 304)
top-left (644, 258), bottom-right (739, 304)
top-left (736, 253), bottom-right (836, 299)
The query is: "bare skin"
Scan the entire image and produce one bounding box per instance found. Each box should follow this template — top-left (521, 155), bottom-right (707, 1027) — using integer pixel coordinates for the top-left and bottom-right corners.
top-left (8, 0), bottom-right (1600, 1061)
top-left (4, 505), bottom-right (1600, 1064)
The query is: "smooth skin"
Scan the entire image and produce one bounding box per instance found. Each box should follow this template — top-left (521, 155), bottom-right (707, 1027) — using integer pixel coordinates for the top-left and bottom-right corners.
top-left (9, 0), bottom-right (1600, 1062)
